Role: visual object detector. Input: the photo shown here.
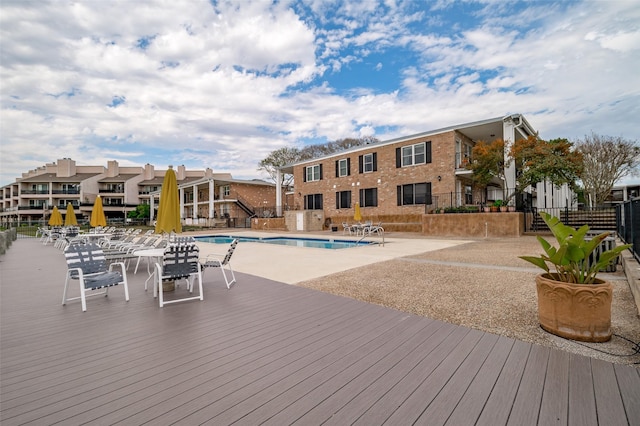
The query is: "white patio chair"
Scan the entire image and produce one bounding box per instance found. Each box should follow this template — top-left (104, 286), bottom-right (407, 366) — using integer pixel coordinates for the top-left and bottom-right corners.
top-left (200, 239), bottom-right (238, 289)
top-left (342, 222), bottom-right (355, 235)
top-left (363, 221), bottom-right (384, 236)
top-left (155, 242), bottom-right (203, 307)
top-left (62, 243), bottom-right (130, 312)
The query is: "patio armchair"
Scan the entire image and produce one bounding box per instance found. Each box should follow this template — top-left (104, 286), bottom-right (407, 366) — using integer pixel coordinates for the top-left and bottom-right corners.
top-left (342, 222), bottom-right (355, 235)
top-left (155, 242), bottom-right (204, 307)
top-left (62, 243), bottom-right (130, 312)
top-left (200, 239), bottom-right (238, 289)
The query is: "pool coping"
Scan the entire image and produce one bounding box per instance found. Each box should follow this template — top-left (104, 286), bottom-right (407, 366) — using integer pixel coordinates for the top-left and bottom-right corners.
top-left (194, 234), bottom-right (377, 249)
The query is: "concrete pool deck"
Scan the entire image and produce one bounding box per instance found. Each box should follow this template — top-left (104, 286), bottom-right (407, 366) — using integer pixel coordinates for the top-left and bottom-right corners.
top-left (190, 230), bottom-right (472, 284)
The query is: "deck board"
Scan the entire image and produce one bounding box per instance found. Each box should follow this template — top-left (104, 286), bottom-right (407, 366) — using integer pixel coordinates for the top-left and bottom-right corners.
top-left (568, 355), bottom-right (598, 426)
top-left (1, 238), bottom-right (638, 425)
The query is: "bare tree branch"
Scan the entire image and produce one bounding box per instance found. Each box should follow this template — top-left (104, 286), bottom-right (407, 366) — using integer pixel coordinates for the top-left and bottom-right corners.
top-left (575, 133), bottom-right (640, 207)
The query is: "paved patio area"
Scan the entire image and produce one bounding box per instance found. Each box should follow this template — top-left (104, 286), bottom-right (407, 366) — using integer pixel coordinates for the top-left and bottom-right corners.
top-left (191, 230), bottom-right (472, 284)
top-left (1, 237), bottom-right (639, 425)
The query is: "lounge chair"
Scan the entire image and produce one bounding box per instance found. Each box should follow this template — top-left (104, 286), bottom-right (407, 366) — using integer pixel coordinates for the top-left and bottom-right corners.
top-left (62, 243), bottom-right (130, 312)
top-left (200, 239), bottom-right (238, 289)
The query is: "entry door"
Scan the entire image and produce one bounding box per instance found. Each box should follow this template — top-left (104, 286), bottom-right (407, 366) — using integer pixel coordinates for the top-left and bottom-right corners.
top-left (296, 212), bottom-right (304, 231)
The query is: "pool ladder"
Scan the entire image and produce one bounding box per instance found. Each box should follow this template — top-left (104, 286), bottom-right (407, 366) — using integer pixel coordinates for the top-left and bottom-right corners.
top-left (357, 227), bottom-right (385, 247)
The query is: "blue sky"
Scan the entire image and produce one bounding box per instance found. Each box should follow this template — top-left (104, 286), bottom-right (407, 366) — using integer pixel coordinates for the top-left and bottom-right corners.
top-left (1, 0), bottom-right (639, 186)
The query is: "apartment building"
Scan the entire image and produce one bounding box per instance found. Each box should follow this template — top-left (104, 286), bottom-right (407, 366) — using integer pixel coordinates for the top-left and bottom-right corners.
top-left (277, 114), bottom-right (537, 222)
top-left (1, 158), bottom-right (279, 226)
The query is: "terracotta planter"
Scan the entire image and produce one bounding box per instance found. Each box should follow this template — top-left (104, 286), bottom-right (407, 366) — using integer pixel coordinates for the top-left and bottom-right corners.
top-left (499, 206), bottom-right (508, 212)
top-left (490, 206), bottom-right (499, 212)
top-left (483, 207), bottom-right (491, 213)
top-left (535, 273), bottom-right (613, 342)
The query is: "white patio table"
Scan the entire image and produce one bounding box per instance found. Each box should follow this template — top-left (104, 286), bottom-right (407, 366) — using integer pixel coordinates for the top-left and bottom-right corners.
top-left (133, 248), bottom-right (165, 294)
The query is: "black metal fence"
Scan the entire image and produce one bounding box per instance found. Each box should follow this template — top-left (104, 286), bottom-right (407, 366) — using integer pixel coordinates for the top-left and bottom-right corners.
top-left (617, 199), bottom-right (639, 262)
top-left (524, 207), bottom-right (617, 233)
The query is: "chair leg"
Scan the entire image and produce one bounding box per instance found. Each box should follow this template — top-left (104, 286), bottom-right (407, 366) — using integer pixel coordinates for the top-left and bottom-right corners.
top-left (62, 274), bottom-right (71, 306)
top-left (79, 281), bottom-right (87, 312)
top-left (156, 264), bottom-right (164, 307)
top-left (221, 264), bottom-right (236, 289)
top-left (195, 269), bottom-right (204, 301)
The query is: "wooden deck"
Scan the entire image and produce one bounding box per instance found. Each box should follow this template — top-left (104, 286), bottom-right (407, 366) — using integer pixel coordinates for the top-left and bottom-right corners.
top-left (1, 239), bottom-right (639, 425)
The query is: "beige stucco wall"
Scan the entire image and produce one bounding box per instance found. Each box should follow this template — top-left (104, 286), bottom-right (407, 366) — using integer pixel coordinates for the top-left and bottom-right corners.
top-left (423, 212), bottom-right (524, 238)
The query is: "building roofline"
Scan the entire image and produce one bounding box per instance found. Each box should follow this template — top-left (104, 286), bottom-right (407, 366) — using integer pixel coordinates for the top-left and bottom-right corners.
top-left (278, 114), bottom-right (531, 173)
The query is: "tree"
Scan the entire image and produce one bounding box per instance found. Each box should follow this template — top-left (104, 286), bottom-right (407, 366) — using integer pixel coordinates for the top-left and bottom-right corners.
top-left (510, 135), bottom-right (582, 192)
top-left (469, 138), bottom-right (507, 189)
top-left (127, 204), bottom-right (150, 219)
top-left (257, 146), bottom-right (301, 188)
top-left (470, 136), bottom-right (583, 204)
top-left (258, 137), bottom-right (379, 186)
top-left (575, 133), bottom-right (640, 207)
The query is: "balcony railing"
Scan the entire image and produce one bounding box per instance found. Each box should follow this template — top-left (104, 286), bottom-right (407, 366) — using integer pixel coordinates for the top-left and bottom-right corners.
top-left (455, 152), bottom-right (473, 169)
top-left (20, 190), bottom-right (49, 195)
top-left (99, 189), bottom-right (124, 194)
top-left (52, 189), bottom-right (80, 194)
top-left (18, 206), bottom-right (48, 210)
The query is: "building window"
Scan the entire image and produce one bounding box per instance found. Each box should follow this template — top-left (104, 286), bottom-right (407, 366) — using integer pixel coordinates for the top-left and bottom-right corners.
top-left (359, 153), bottom-right (377, 173)
top-left (397, 182), bottom-right (432, 205)
top-left (396, 142), bottom-right (432, 168)
top-left (31, 184), bottom-right (48, 194)
top-left (336, 158), bottom-right (350, 177)
top-left (304, 164), bottom-right (322, 182)
top-left (359, 188), bottom-right (378, 207)
top-left (62, 184), bottom-right (79, 194)
top-left (223, 185), bottom-right (230, 196)
top-left (304, 193), bottom-right (323, 210)
top-left (336, 191), bottom-right (351, 209)
top-left (29, 200), bottom-right (47, 208)
top-left (465, 185), bottom-right (473, 204)
top-left (102, 197), bottom-right (122, 206)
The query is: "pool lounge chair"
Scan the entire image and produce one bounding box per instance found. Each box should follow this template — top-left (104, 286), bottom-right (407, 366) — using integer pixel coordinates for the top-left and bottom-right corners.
top-left (200, 239), bottom-right (238, 289)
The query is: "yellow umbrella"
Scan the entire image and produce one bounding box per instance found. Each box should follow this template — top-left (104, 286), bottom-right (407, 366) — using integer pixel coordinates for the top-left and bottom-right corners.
top-left (90, 195), bottom-right (107, 228)
top-left (64, 203), bottom-right (78, 226)
top-left (48, 206), bottom-right (63, 226)
top-left (155, 166), bottom-right (182, 234)
top-left (353, 202), bottom-right (362, 222)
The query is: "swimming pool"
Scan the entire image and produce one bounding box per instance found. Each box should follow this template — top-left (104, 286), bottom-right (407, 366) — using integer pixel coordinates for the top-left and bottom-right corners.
top-left (194, 235), bottom-right (374, 249)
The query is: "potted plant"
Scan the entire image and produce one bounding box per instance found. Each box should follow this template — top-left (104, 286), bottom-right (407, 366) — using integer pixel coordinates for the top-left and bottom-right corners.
top-left (519, 212), bottom-right (631, 342)
top-left (494, 199), bottom-right (508, 212)
top-left (491, 200), bottom-right (502, 212)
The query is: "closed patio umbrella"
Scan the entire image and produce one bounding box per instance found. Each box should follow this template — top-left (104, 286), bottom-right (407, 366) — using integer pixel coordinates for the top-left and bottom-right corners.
top-left (48, 206), bottom-right (63, 226)
top-left (64, 203), bottom-right (78, 226)
top-left (353, 202), bottom-right (362, 222)
top-left (90, 195), bottom-right (107, 228)
top-left (155, 166), bottom-right (182, 234)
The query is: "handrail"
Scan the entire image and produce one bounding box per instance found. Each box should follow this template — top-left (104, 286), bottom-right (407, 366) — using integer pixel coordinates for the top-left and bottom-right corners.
top-left (357, 227), bottom-right (385, 246)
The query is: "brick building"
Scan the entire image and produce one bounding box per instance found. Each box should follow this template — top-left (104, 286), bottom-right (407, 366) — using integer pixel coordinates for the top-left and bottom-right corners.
top-left (277, 114), bottom-right (538, 228)
top-left (152, 176), bottom-right (281, 228)
top-left (0, 158), bottom-right (279, 227)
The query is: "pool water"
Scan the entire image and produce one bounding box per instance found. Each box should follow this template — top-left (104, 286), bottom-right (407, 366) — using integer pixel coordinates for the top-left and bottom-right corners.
top-left (195, 235), bottom-right (373, 249)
